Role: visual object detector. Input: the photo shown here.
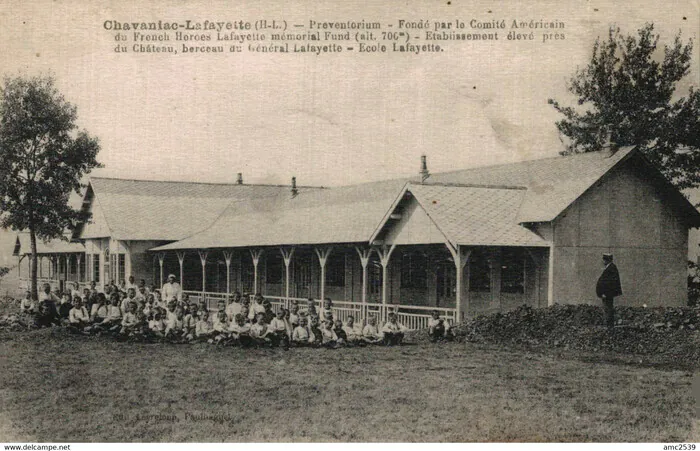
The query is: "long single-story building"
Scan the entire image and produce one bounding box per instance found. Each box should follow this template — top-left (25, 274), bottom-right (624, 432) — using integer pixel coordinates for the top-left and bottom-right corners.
top-left (14, 147), bottom-right (700, 328)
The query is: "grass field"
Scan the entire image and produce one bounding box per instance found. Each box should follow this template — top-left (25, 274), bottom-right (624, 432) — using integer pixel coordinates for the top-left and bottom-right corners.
top-left (0, 327), bottom-right (697, 443)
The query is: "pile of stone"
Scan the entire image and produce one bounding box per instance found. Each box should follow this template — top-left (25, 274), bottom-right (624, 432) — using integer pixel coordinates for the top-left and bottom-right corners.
top-left (410, 304), bottom-right (700, 366)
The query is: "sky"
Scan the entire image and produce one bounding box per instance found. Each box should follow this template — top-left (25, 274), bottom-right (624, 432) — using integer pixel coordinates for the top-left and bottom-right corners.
top-left (0, 0), bottom-right (698, 263)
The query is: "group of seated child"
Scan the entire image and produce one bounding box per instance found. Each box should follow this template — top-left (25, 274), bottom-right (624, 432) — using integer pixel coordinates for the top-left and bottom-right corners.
top-left (20, 283), bottom-right (454, 346)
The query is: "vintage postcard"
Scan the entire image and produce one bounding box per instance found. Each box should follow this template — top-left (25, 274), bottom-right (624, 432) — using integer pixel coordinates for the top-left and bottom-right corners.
top-left (0, 0), bottom-right (698, 447)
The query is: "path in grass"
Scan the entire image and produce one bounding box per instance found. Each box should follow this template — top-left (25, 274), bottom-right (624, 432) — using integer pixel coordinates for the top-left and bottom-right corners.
top-left (0, 329), bottom-right (695, 442)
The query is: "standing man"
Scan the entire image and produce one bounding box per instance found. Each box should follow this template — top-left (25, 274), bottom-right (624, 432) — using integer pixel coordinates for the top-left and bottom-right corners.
top-left (162, 274), bottom-right (182, 303)
top-left (596, 253), bottom-right (622, 331)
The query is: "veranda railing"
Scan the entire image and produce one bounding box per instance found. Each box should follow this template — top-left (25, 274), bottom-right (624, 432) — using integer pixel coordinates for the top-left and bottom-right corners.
top-left (187, 292), bottom-right (457, 330)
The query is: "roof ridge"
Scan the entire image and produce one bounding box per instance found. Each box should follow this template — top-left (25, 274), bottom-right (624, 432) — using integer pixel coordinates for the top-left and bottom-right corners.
top-left (424, 147), bottom-right (633, 179)
top-left (409, 181), bottom-right (527, 190)
top-left (89, 176), bottom-right (323, 189)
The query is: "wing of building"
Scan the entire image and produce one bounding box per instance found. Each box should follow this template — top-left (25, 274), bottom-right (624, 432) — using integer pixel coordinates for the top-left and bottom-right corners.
top-left (15, 148), bottom-right (700, 327)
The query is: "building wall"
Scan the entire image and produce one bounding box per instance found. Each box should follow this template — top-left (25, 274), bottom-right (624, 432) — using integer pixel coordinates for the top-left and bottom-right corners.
top-left (552, 163), bottom-right (689, 306)
top-left (127, 240), bottom-right (166, 286)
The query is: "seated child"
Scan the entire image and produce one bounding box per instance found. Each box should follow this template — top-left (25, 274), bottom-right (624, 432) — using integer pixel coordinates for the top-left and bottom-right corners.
top-left (322, 310), bottom-right (334, 328)
top-left (121, 288), bottom-right (137, 315)
top-left (333, 319), bottom-right (348, 344)
top-left (250, 313), bottom-right (273, 347)
top-left (58, 292), bottom-right (73, 321)
top-left (149, 310), bottom-right (167, 338)
top-left (100, 295), bottom-right (123, 333)
top-left (35, 297), bottom-right (60, 328)
top-left (306, 298), bottom-right (318, 318)
top-left (214, 300), bottom-right (226, 318)
top-left (319, 297), bottom-right (333, 320)
top-left (239, 305), bottom-right (250, 322)
top-left (165, 306), bottom-right (186, 341)
top-left (165, 300), bottom-right (178, 325)
top-left (82, 288), bottom-right (93, 311)
top-left (181, 293), bottom-right (192, 312)
top-left (343, 316), bottom-right (364, 345)
top-left (195, 310), bottom-right (214, 341)
top-left (143, 294), bottom-right (155, 319)
top-left (68, 297), bottom-right (92, 334)
top-left (90, 293), bottom-right (109, 322)
top-left (292, 316), bottom-right (313, 347)
top-left (20, 291), bottom-right (35, 314)
top-left (288, 301), bottom-right (300, 328)
top-left (182, 304), bottom-right (198, 341)
top-left (249, 293), bottom-right (266, 321)
top-left (321, 319), bottom-right (339, 348)
top-left (283, 308), bottom-right (294, 338)
top-left (225, 293), bottom-right (242, 319)
top-left (262, 300), bottom-right (275, 324)
top-left (212, 310), bottom-right (231, 344)
top-left (230, 313), bottom-right (253, 347)
top-left (362, 316), bottom-right (383, 344)
top-left (268, 309), bottom-right (290, 348)
top-left (197, 297), bottom-right (207, 314)
top-left (153, 290), bottom-right (163, 309)
top-left (381, 313), bottom-right (408, 346)
top-left (308, 315), bottom-right (323, 346)
top-left (427, 310), bottom-right (452, 342)
top-left (120, 301), bottom-right (139, 336)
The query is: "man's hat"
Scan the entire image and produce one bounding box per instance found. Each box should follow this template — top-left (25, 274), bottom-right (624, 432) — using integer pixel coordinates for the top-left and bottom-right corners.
top-left (167, 274), bottom-right (176, 279)
top-left (602, 253), bottom-right (613, 260)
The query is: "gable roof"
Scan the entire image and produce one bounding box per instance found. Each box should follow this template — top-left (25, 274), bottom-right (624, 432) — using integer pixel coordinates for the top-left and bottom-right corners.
top-left (383, 183), bottom-right (549, 248)
top-left (426, 146), bottom-right (636, 223)
top-left (77, 177), bottom-right (319, 241)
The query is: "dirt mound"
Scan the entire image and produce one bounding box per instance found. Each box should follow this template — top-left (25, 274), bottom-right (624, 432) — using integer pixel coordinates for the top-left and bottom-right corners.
top-left (409, 304), bottom-right (700, 367)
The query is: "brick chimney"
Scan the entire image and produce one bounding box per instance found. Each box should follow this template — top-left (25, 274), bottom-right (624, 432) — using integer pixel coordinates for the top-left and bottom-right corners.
top-left (236, 173), bottom-right (243, 185)
top-left (419, 155), bottom-right (430, 183)
top-left (291, 176), bottom-right (298, 197)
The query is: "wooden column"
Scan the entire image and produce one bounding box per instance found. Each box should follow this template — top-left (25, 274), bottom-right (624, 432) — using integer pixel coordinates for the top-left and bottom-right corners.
top-left (314, 246), bottom-right (333, 300)
top-left (158, 253), bottom-right (165, 288)
top-left (198, 250), bottom-right (208, 294)
top-left (446, 243), bottom-right (471, 323)
top-left (355, 247), bottom-right (372, 312)
top-left (77, 254), bottom-right (82, 284)
top-left (223, 250), bottom-right (233, 296)
top-left (176, 251), bottom-right (186, 290)
top-left (249, 249), bottom-right (264, 294)
top-left (374, 244), bottom-right (396, 308)
top-left (280, 247), bottom-right (295, 305)
top-left (114, 242), bottom-right (120, 285)
top-left (547, 246), bottom-right (554, 306)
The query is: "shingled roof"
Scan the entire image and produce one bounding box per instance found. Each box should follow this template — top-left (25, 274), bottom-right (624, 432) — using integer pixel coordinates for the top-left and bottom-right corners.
top-left (402, 184), bottom-right (548, 247)
top-left (427, 146), bottom-right (636, 223)
top-left (152, 178), bottom-right (408, 250)
top-left (153, 148), bottom-right (645, 251)
top-left (78, 177), bottom-right (319, 241)
top-left (13, 233), bottom-right (85, 256)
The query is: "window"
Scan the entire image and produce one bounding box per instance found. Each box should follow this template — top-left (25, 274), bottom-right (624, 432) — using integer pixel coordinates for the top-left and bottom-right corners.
top-left (266, 253), bottom-right (283, 284)
top-left (326, 253), bottom-right (345, 287)
top-left (469, 249), bottom-right (491, 292)
top-left (501, 248), bottom-right (525, 294)
top-left (92, 254), bottom-right (100, 282)
top-left (70, 256), bottom-right (77, 275)
top-left (400, 251), bottom-right (427, 289)
top-left (118, 254), bottom-right (126, 283)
